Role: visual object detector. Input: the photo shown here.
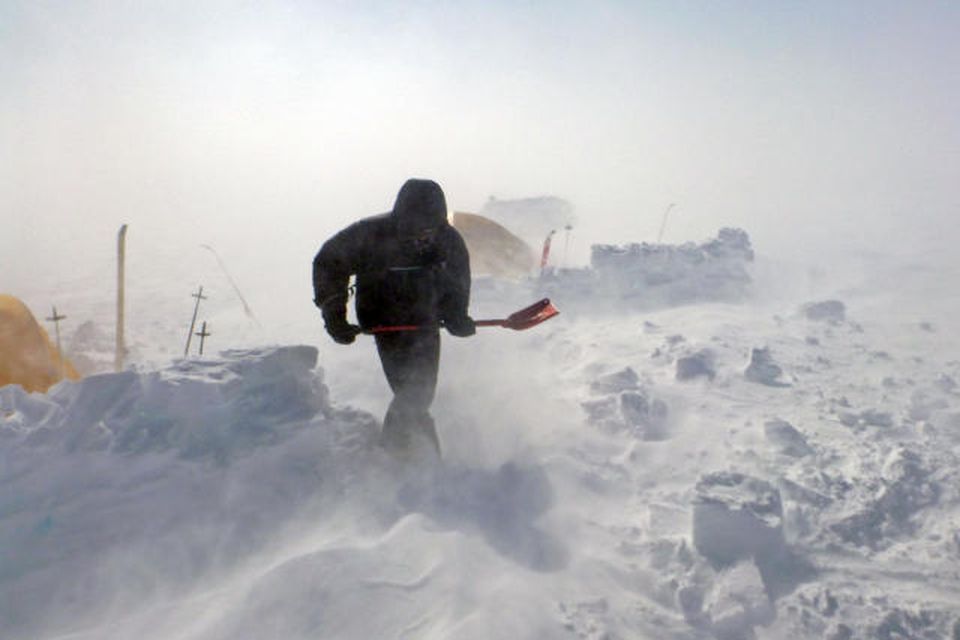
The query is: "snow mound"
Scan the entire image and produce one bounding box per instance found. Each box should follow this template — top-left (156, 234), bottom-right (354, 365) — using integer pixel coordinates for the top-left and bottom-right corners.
top-left (0, 346), bottom-right (383, 639)
top-left (1, 346), bottom-right (334, 460)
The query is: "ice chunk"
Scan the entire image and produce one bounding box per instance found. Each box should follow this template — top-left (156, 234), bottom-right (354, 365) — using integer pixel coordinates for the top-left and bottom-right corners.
top-left (801, 300), bottom-right (846, 323)
top-left (693, 472), bottom-right (786, 568)
top-left (620, 390), bottom-right (670, 441)
top-left (0, 383), bottom-right (63, 434)
top-left (830, 448), bottom-right (940, 549)
top-left (582, 387), bottom-right (670, 441)
top-left (702, 560), bottom-right (775, 639)
top-left (581, 396), bottom-right (617, 424)
top-left (764, 419), bottom-right (814, 457)
top-left (676, 349), bottom-right (716, 381)
top-left (745, 347), bottom-right (789, 387)
top-left (860, 409), bottom-right (894, 428)
top-left (590, 367), bottom-right (639, 394)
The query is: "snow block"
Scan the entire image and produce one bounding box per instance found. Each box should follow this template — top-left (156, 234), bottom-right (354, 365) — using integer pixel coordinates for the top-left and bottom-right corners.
top-left (676, 349), bottom-right (716, 381)
top-left (589, 367), bottom-right (639, 394)
top-left (764, 419), bottom-right (814, 457)
top-left (745, 347), bottom-right (789, 387)
top-left (878, 448), bottom-right (941, 522)
top-left (801, 300), bottom-right (846, 323)
top-left (581, 387), bottom-right (670, 441)
top-left (620, 390), bottom-right (670, 441)
top-left (702, 560), bottom-right (775, 639)
top-left (580, 396), bottom-right (617, 425)
top-left (692, 472), bottom-right (787, 570)
top-left (838, 408), bottom-right (895, 430)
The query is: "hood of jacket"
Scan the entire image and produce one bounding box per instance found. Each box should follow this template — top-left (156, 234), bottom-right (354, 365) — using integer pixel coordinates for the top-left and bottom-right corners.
top-left (392, 179), bottom-right (448, 236)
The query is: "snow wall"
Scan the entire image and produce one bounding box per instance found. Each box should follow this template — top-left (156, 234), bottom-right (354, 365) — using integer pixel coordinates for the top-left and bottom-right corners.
top-left (471, 228), bottom-right (755, 318)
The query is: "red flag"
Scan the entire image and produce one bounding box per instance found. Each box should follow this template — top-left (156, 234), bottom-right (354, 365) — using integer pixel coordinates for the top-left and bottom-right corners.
top-left (540, 230), bottom-right (556, 272)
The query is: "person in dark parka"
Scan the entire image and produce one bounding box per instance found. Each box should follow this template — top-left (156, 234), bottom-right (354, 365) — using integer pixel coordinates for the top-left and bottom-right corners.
top-left (313, 179), bottom-right (475, 452)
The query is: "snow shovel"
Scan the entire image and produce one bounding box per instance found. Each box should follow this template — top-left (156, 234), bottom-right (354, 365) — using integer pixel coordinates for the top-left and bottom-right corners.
top-left (367, 298), bottom-right (559, 334)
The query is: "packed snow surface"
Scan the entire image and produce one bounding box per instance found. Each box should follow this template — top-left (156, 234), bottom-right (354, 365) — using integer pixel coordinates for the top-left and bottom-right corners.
top-left (3, 239), bottom-right (960, 639)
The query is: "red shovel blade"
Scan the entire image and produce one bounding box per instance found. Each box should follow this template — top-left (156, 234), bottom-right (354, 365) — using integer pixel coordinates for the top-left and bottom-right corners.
top-left (476, 298), bottom-right (560, 331)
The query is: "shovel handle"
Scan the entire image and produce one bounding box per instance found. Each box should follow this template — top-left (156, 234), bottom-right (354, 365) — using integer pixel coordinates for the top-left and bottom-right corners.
top-left (366, 325), bottom-right (426, 334)
top-left (474, 319), bottom-right (505, 328)
top-left (367, 320), bottom-right (503, 334)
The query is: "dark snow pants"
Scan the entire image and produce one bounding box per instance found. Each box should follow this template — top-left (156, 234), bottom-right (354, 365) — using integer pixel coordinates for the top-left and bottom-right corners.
top-left (374, 330), bottom-right (441, 453)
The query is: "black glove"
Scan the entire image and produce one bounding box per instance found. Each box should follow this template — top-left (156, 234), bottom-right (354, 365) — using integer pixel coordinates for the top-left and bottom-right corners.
top-left (444, 315), bottom-right (476, 337)
top-left (322, 307), bottom-right (361, 345)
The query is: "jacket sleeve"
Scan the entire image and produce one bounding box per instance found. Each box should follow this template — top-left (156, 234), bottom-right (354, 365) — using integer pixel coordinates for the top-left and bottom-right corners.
top-left (312, 224), bottom-right (361, 319)
top-left (438, 227), bottom-right (472, 322)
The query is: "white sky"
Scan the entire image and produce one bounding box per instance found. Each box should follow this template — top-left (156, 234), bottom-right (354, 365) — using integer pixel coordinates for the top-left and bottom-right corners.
top-left (2, 1), bottom-right (958, 294)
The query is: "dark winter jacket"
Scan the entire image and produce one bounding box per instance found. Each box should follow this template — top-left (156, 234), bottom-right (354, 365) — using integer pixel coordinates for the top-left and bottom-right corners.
top-left (313, 179), bottom-right (471, 329)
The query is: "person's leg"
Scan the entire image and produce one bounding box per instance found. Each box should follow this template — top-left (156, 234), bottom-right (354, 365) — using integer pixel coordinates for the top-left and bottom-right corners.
top-left (375, 331), bottom-right (440, 452)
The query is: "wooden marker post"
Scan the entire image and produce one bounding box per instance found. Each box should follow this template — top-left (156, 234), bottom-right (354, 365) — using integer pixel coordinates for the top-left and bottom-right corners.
top-left (184, 286), bottom-right (207, 357)
top-left (194, 321), bottom-right (211, 356)
top-left (46, 305), bottom-right (67, 379)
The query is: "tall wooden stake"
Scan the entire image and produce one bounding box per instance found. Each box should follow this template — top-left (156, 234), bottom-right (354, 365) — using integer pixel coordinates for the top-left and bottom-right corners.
top-left (46, 306), bottom-right (67, 379)
top-left (184, 286), bottom-right (207, 357)
top-left (115, 224), bottom-right (127, 372)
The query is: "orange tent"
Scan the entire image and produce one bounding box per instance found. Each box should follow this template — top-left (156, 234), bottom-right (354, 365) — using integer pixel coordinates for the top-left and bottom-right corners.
top-left (0, 294), bottom-right (81, 393)
top-left (451, 212), bottom-right (536, 278)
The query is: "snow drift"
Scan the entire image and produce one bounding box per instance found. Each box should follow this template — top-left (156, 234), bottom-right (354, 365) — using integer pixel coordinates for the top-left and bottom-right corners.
top-left (0, 346), bottom-right (571, 639)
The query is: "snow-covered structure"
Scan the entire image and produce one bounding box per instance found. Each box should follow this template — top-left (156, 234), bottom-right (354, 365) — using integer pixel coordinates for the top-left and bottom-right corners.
top-left (533, 227), bottom-right (755, 313)
top-left (451, 211), bottom-right (537, 278)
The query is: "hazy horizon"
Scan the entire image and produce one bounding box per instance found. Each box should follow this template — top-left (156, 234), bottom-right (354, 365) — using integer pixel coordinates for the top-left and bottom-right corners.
top-left (3, 1), bottom-right (958, 295)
